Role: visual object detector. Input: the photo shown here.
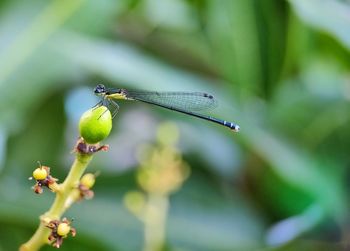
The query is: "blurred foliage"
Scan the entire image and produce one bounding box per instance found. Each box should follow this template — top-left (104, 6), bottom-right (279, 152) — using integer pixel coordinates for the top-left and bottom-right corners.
top-left (124, 122), bottom-right (190, 251)
top-left (0, 0), bottom-right (350, 250)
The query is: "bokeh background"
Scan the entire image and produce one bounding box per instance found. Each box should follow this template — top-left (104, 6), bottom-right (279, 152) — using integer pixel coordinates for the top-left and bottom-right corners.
top-left (0, 0), bottom-right (350, 250)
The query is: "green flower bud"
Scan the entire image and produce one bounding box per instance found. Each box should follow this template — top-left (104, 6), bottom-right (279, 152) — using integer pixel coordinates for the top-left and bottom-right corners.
top-left (79, 106), bottom-right (112, 144)
top-left (80, 173), bottom-right (95, 188)
top-left (32, 167), bottom-right (48, 180)
top-left (57, 222), bottom-right (71, 236)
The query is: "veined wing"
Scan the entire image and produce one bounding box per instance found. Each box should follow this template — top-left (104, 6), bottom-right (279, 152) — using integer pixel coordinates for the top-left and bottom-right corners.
top-left (125, 91), bottom-right (218, 112)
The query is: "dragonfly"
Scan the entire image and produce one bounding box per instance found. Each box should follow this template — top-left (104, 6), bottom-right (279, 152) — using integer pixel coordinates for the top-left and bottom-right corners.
top-left (93, 84), bottom-right (240, 132)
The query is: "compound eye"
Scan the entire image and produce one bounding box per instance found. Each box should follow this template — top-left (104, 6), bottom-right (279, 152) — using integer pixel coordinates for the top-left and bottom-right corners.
top-left (94, 84), bottom-right (105, 94)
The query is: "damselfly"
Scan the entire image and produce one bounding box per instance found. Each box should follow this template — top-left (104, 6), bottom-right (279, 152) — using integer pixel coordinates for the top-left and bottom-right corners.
top-left (94, 84), bottom-right (240, 132)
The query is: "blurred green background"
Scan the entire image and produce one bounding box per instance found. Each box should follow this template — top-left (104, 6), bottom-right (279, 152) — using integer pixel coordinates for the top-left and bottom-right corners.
top-left (0, 0), bottom-right (350, 250)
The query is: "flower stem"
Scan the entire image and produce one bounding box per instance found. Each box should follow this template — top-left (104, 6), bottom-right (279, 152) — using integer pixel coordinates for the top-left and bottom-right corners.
top-left (143, 194), bottom-right (169, 251)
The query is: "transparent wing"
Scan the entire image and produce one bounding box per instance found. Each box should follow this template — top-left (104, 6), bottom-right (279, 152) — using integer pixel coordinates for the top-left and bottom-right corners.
top-left (125, 91), bottom-right (218, 111)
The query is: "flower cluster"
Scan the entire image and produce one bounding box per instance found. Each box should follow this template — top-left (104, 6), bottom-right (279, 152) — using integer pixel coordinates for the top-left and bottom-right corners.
top-left (30, 162), bottom-right (99, 248)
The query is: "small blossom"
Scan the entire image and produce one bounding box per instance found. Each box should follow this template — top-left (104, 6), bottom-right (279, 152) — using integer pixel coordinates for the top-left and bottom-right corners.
top-left (30, 163), bottom-right (58, 194)
top-left (46, 218), bottom-right (76, 248)
top-left (77, 173), bottom-right (96, 200)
